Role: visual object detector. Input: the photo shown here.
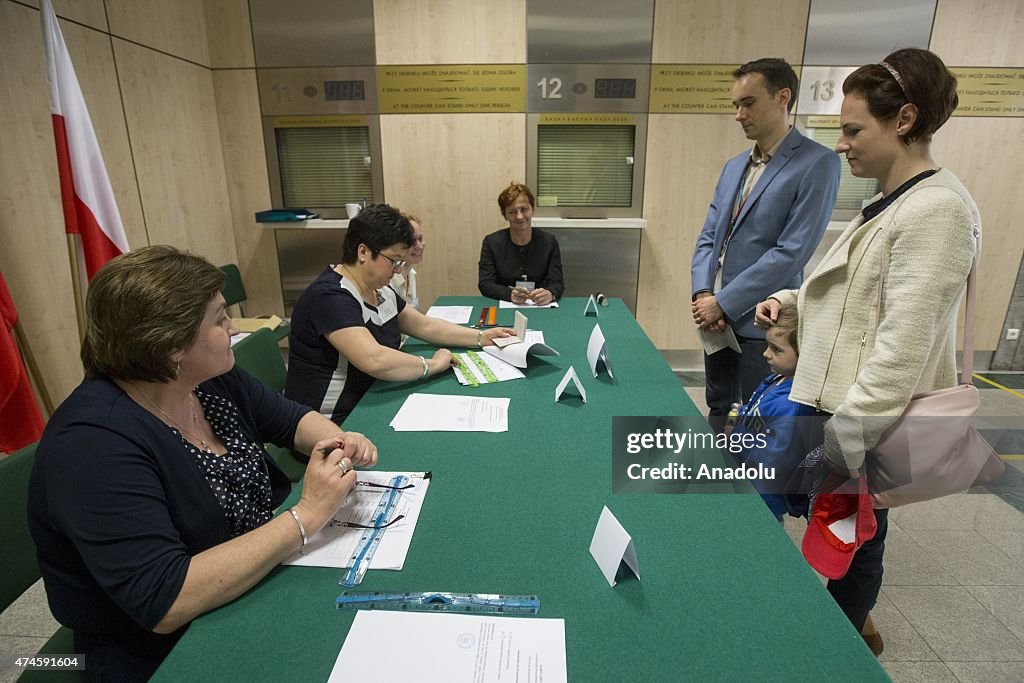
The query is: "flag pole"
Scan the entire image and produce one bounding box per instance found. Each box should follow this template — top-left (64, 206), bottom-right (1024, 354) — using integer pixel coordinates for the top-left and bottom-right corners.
top-left (12, 320), bottom-right (54, 417)
top-left (66, 233), bottom-right (87, 343)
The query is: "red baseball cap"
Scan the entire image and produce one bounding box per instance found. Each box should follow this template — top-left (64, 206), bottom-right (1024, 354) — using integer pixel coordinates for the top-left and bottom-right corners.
top-left (802, 475), bottom-right (877, 580)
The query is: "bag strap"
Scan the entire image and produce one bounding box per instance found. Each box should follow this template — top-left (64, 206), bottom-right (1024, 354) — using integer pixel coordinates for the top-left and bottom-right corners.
top-left (876, 235), bottom-right (978, 384)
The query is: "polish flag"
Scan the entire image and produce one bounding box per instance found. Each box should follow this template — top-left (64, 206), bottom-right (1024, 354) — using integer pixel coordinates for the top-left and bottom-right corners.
top-left (0, 271), bottom-right (45, 453)
top-left (41, 0), bottom-right (128, 281)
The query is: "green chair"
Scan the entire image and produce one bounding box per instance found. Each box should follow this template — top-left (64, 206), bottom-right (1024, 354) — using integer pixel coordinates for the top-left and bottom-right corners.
top-left (219, 264), bottom-right (291, 342)
top-left (0, 444), bottom-right (81, 682)
top-left (232, 329), bottom-right (306, 482)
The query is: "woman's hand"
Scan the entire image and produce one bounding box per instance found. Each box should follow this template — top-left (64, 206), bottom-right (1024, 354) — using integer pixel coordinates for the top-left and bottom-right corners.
top-left (754, 298), bottom-right (782, 329)
top-left (295, 440), bottom-right (358, 533)
top-left (529, 288), bottom-right (554, 306)
top-left (318, 432), bottom-right (378, 468)
top-left (480, 327), bottom-right (515, 346)
top-left (429, 348), bottom-right (454, 374)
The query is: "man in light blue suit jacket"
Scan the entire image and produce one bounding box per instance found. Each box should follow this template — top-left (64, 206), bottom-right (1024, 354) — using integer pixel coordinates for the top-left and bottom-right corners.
top-left (691, 58), bottom-right (840, 427)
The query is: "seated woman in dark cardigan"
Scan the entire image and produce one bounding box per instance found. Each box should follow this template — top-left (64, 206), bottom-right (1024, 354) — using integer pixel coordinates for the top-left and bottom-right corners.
top-left (28, 246), bottom-right (378, 681)
top-left (478, 182), bottom-right (564, 305)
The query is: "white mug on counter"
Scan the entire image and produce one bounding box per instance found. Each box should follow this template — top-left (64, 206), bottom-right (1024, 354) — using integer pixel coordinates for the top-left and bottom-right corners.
top-left (345, 203), bottom-right (361, 219)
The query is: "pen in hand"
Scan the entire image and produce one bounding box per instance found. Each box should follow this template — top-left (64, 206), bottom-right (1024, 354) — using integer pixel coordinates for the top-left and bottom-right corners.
top-left (318, 441), bottom-right (345, 455)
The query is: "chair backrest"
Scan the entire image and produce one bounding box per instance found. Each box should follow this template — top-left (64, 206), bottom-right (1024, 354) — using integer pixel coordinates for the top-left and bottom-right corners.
top-left (232, 328), bottom-right (286, 392)
top-left (219, 264), bottom-right (248, 312)
top-left (0, 443), bottom-right (42, 612)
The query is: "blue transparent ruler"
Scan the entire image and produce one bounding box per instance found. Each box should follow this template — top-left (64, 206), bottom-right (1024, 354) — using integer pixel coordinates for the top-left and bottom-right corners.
top-left (339, 474), bottom-right (409, 587)
top-left (336, 591), bottom-right (541, 615)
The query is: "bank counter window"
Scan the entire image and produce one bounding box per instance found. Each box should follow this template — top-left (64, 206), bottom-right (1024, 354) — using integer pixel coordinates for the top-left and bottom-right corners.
top-left (276, 126), bottom-right (372, 210)
top-left (528, 114), bottom-right (647, 219)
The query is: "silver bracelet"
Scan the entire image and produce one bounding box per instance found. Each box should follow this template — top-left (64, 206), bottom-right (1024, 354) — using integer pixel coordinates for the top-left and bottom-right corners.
top-left (419, 356), bottom-right (429, 379)
top-left (288, 507), bottom-right (308, 546)
top-left (476, 330), bottom-right (483, 348)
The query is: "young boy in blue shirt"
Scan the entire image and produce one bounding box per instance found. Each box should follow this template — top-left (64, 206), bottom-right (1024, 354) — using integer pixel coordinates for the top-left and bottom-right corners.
top-left (730, 304), bottom-right (821, 520)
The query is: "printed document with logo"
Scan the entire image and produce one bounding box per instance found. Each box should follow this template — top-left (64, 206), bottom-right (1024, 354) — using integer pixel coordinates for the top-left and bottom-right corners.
top-left (390, 393), bottom-right (510, 432)
top-left (282, 471), bottom-right (430, 569)
top-left (328, 611), bottom-right (567, 683)
top-left (697, 324), bottom-right (742, 355)
top-left (425, 305), bottom-right (473, 324)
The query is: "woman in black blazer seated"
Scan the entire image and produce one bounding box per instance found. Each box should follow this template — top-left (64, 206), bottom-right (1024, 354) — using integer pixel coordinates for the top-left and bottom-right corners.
top-left (478, 182), bottom-right (564, 306)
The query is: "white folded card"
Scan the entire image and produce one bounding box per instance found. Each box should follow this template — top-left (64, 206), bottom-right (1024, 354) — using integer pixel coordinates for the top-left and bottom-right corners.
top-left (589, 506), bottom-right (640, 587)
top-left (554, 366), bottom-right (587, 403)
top-left (583, 294), bottom-right (599, 317)
top-left (586, 323), bottom-right (614, 378)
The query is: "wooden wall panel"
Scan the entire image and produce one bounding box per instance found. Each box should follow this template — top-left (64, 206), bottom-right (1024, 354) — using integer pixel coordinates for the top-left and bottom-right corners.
top-left (204, 0), bottom-right (255, 69)
top-left (638, 114), bottom-right (748, 349)
top-left (932, 117), bottom-right (1024, 351)
top-left (932, 0), bottom-right (1024, 66)
top-left (106, 0), bottom-right (211, 66)
top-left (652, 0), bottom-right (809, 64)
top-left (379, 114), bottom-right (526, 309)
top-left (375, 0), bottom-right (526, 65)
top-left (115, 38), bottom-right (236, 264)
top-left (20, 0), bottom-right (109, 31)
top-left (211, 69), bottom-right (283, 315)
top-left (0, 1), bottom-right (145, 405)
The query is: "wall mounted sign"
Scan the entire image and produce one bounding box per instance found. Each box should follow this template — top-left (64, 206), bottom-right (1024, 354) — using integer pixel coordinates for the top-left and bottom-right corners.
top-left (951, 68), bottom-right (1024, 117)
top-left (377, 65), bottom-right (526, 113)
top-left (795, 66), bottom-right (857, 116)
top-left (649, 65), bottom-right (735, 114)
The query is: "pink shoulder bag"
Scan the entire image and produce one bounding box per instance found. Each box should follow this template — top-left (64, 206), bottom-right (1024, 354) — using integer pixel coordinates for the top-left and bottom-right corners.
top-left (867, 253), bottom-right (1004, 508)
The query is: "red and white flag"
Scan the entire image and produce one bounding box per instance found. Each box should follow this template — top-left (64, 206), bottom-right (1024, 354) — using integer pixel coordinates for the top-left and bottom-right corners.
top-left (41, 0), bottom-right (128, 281)
top-left (0, 271), bottom-right (45, 453)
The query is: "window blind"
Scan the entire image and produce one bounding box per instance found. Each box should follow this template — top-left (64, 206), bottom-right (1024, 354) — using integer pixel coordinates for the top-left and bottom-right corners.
top-left (536, 125), bottom-right (635, 207)
top-left (276, 127), bottom-right (373, 207)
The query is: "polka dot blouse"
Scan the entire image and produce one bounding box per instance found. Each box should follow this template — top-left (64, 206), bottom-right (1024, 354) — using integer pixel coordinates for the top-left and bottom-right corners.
top-left (176, 390), bottom-right (274, 537)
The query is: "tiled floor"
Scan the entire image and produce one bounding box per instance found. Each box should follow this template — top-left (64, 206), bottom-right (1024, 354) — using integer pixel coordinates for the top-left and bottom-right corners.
top-left (684, 375), bottom-right (1024, 683)
top-left (3, 378), bottom-right (1022, 682)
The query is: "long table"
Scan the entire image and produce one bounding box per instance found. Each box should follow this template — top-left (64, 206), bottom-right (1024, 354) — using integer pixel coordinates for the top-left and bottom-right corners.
top-left (155, 297), bottom-right (887, 681)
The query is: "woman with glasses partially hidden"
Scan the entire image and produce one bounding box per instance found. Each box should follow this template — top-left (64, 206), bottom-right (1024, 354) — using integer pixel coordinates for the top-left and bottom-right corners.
top-left (287, 204), bottom-right (512, 425)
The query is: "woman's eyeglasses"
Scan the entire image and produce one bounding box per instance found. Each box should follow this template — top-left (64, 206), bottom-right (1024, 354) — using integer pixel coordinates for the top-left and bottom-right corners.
top-left (376, 251), bottom-right (408, 269)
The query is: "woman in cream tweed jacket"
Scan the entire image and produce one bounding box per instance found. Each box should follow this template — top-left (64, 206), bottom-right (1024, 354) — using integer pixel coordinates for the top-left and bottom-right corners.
top-left (755, 49), bottom-right (978, 654)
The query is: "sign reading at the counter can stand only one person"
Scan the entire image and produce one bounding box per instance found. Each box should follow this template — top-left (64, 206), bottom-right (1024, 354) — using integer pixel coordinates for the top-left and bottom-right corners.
top-left (377, 65), bottom-right (526, 113)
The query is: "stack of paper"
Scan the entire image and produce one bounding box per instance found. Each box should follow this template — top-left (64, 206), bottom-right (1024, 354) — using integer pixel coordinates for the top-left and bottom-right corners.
top-left (390, 393), bottom-right (510, 432)
top-left (329, 611), bottom-right (567, 682)
top-left (424, 305), bottom-right (473, 324)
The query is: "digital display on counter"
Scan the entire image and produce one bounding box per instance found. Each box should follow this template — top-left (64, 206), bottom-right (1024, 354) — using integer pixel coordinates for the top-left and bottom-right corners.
top-left (594, 78), bottom-right (637, 99)
top-left (324, 80), bottom-right (366, 101)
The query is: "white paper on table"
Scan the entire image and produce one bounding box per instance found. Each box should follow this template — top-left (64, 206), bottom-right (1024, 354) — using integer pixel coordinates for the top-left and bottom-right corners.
top-left (524, 329), bottom-right (545, 344)
top-left (451, 351), bottom-right (525, 385)
top-left (283, 471), bottom-right (430, 569)
top-left (697, 324), bottom-right (742, 355)
top-left (329, 611), bottom-right (567, 683)
top-left (483, 339), bottom-right (559, 369)
top-left (586, 323), bottom-right (614, 378)
top-left (491, 310), bottom-right (528, 348)
top-left (554, 366), bottom-right (587, 403)
top-left (229, 332), bottom-right (251, 347)
top-left (499, 299), bottom-right (559, 308)
top-left (589, 506), bottom-right (640, 587)
top-left (390, 393), bottom-right (510, 432)
top-left (424, 305), bottom-right (473, 324)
